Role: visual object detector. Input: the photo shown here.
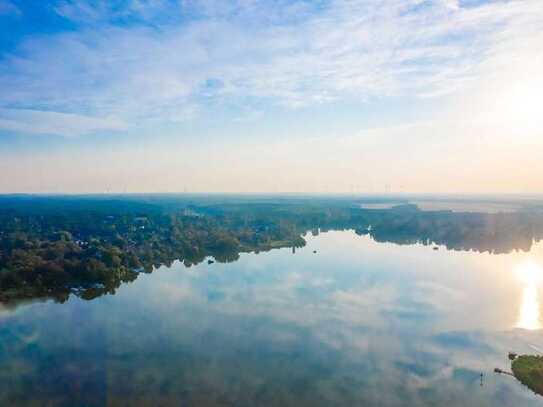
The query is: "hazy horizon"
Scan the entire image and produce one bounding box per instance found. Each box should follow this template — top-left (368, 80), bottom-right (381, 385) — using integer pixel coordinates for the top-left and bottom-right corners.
top-left (1, 0), bottom-right (542, 194)
top-left (3, 191), bottom-right (543, 199)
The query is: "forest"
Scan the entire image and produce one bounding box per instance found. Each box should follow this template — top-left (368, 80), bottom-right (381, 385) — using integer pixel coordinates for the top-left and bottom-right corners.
top-left (1, 195), bottom-right (543, 305)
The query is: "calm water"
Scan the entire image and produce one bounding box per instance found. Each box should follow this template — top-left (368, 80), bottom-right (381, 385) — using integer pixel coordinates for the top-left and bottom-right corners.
top-left (2, 230), bottom-right (543, 406)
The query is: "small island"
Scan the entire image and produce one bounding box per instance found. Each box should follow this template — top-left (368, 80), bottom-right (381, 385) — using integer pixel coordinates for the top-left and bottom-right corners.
top-left (511, 355), bottom-right (543, 396)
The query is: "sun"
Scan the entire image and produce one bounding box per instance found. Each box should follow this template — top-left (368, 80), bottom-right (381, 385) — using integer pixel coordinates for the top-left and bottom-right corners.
top-left (499, 79), bottom-right (543, 129)
top-left (471, 55), bottom-right (543, 139)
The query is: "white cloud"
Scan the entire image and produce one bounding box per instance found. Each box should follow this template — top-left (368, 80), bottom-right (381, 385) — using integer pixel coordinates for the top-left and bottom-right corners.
top-left (0, 0), bottom-right (542, 136)
top-left (0, 109), bottom-right (127, 137)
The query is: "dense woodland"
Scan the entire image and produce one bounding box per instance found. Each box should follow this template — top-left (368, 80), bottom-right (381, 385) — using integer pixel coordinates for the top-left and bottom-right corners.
top-left (1, 195), bottom-right (543, 305)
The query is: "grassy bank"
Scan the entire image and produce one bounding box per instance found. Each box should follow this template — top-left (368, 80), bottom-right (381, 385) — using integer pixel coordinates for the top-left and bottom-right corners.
top-left (512, 355), bottom-right (543, 396)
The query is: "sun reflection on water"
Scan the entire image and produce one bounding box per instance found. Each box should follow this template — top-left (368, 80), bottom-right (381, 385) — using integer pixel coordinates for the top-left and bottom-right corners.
top-left (515, 260), bottom-right (542, 330)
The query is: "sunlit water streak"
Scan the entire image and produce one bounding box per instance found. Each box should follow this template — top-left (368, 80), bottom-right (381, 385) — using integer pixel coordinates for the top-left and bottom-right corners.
top-left (515, 261), bottom-right (542, 330)
top-left (517, 285), bottom-right (541, 330)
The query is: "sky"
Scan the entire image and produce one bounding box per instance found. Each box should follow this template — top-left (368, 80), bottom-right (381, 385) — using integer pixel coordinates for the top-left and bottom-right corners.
top-left (0, 0), bottom-right (542, 194)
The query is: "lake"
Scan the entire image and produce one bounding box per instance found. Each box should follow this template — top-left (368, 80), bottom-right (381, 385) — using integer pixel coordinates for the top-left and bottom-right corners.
top-left (1, 230), bottom-right (542, 406)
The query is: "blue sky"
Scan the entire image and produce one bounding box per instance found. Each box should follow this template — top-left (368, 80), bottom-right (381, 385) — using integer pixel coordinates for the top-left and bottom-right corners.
top-left (0, 0), bottom-right (542, 193)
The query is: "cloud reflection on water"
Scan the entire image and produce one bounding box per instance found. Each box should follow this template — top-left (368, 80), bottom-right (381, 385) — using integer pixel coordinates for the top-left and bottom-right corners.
top-left (2, 231), bottom-right (543, 405)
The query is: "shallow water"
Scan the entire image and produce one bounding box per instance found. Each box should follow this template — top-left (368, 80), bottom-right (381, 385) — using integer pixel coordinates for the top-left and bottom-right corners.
top-left (1, 230), bottom-right (543, 406)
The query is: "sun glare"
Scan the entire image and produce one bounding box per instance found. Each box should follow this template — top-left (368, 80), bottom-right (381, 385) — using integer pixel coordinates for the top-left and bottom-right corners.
top-left (490, 74), bottom-right (543, 134)
top-left (515, 260), bottom-right (543, 330)
top-left (515, 260), bottom-right (543, 284)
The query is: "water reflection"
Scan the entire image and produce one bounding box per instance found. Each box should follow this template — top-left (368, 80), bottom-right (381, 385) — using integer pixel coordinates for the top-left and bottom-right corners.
top-left (517, 286), bottom-right (541, 330)
top-left (4, 206), bottom-right (543, 308)
top-left (515, 261), bottom-right (542, 330)
top-left (1, 231), bottom-right (543, 406)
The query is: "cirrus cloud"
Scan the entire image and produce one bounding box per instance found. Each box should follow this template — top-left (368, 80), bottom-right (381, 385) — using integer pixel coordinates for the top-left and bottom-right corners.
top-left (0, 109), bottom-right (127, 137)
top-left (0, 0), bottom-right (541, 137)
